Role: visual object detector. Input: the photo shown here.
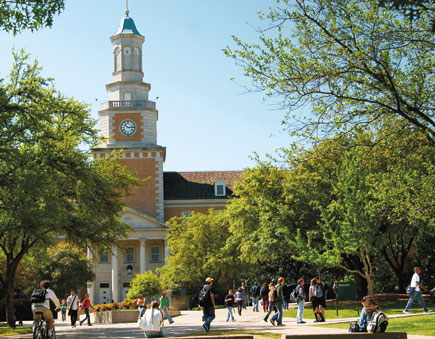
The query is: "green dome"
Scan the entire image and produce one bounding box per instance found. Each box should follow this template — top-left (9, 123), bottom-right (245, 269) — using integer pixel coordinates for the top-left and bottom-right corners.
top-left (114, 14), bottom-right (142, 36)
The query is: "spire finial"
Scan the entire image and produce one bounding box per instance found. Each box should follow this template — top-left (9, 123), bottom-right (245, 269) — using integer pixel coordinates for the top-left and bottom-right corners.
top-left (125, 0), bottom-right (129, 16)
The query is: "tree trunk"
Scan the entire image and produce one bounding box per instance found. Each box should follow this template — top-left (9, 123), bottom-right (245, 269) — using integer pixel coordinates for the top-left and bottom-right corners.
top-left (5, 264), bottom-right (17, 328)
top-left (354, 273), bottom-right (368, 299)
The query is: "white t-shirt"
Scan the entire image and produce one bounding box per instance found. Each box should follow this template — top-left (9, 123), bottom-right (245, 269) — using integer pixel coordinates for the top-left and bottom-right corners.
top-left (67, 294), bottom-right (79, 310)
top-left (32, 288), bottom-right (60, 310)
top-left (144, 308), bottom-right (162, 332)
top-left (410, 272), bottom-right (421, 291)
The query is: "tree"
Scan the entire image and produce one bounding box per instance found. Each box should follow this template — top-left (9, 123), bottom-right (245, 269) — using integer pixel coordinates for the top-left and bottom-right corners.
top-left (127, 271), bottom-right (162, 300)
top-left (34, 243), bottom-right (95, 299)
top-left (158, 209), bottom-right (245, 293)
top-left (0, 0), bottom-right (64, 35)
top-left (0, 51), bottom-right (138, 327)
top-left (225, 0), bottom-right (435, 145)
top-left (379, 0), bottom-right (435, 31)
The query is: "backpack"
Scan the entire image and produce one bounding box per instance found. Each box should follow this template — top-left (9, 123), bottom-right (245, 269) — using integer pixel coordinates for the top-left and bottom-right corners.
top-left (367, 310), bottom-right (388, 333)
top-left (289, 287), bottom-right (298, 303)
top-left (268, 287), bottom-right (276, 302)
top-left (30, 288), bottom-right (47, 304)
top-left (313, 284), bottom-right (323, 298)
top-left (251, 285), bottom-right (260, 298)
top-left (198, 285), bottom-right (209, 306)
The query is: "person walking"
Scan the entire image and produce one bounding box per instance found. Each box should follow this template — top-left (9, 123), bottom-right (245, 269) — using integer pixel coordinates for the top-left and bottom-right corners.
top-left (296, 278), bottom-right (306, 324)
top-left (309, 277), bottom-right (325, 322)
top-left (67, 289), bottom-right (80, 328)
top-left (235, 287), bottom-right (244, 316)
top-left (60, 299), bottom-right (67, 322)
top-left (403, 267), bottom-right (430, 313)
top-left (263, 282), bottom-right (276, 322)
top-left (270, 277), bottom-right (285, 326)
top-left (224, 289), bottom-right (235, 322)
top-left (199, 277), bottom-right (216, 332)
top-left (79, 293), bottom-right (94, 326)
top-left (260, 283), bottom-right (269, 313)
top-left (137, 294), bottom-right (146, 319)
top-left (160, 291), bottom-right (174, 324)
top-left (250, 282), bottom-right (260, 312)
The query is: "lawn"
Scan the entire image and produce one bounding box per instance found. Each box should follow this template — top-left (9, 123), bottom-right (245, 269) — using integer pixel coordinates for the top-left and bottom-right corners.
top-left (317, 315), bottom-right (435, 336)
top-left (178, 330), bottom-right (281, 338)
top-left (0, 323), bottom-right (32, 337)
top-left (283, 296), bottom-right (435, 320)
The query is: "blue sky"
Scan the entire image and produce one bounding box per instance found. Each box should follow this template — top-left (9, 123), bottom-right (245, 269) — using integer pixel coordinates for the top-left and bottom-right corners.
top-left (0, 0), bottom-right (291, 171)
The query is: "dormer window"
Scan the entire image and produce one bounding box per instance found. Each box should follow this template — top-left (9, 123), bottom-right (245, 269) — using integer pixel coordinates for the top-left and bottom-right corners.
top-left (214, 180), bottom-right (226, 197)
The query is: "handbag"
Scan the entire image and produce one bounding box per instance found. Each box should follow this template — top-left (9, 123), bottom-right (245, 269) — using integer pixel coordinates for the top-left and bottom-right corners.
top-left (406, 286), bottom-right (415, 295)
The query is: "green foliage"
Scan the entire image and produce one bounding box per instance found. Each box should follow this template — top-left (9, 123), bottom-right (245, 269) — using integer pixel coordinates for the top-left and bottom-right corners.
top-left (225, 0), bottom-right (435, 144)
top-left (159, 209), bottom-right (246, 292)
top-left (126, 271), bottom-right (162, 299)
top-left (0, 0), bottom-right (64, 35)
top-left (33, 243), bottom-right (95, 299)
top-left (0, 50), bottom-right (138, 327)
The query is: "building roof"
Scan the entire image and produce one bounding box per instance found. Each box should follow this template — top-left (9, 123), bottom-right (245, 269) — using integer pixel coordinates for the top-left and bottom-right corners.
top-left (114, 14), bottom-right (142, 36)
top-left (164, 171), bottom-right (243, 200)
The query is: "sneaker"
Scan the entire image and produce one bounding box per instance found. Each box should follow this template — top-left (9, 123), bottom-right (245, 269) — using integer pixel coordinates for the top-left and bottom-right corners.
top-left (277, 323), bottom-right (286, 326)
top-left (79, 322), bottom-right (82, 326)
top-left (264, 318), bottom-right (268, 322)
top-left (232, 319), bottom-right (236, 322)
top-left (424, 310), bottom-right (433, 314)
top-left (88, 324), bottom-right (92, 326)
top-left (403, 310), bottom-right (410, 314)
top-left (170, 321), bottom-right (174, 324)
top-left (203, 323), bottom-right (209, 332)
top-left (270, 319), bottom-right (276, 326)
top-left (297, 321), bottom-right (306, 324)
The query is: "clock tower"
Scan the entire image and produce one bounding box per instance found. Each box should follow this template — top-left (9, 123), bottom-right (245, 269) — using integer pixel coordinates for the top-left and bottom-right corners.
top-left (93, 9), bottom-right (166, 222)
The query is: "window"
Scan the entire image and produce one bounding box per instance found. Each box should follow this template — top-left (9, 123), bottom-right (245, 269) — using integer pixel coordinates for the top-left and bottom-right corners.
top-left (181, 211), bottom-right (192, 217)
top-left (214, 180), bottom-right (226, 197)
top-left (99, 247), bottom-right (109, 264)
top-left (123, 282), bottom-right (131, 288)
top-left (100, 283), bottom-right (109, 288)
top-left (125, 247), bottom-right (134, 262)
top-left (151, 247), bottom-right (160, 263)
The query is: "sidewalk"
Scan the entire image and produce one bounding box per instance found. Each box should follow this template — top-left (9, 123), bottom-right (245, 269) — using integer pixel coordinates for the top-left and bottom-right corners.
top-left (7, 308), bottom-right (434, 339)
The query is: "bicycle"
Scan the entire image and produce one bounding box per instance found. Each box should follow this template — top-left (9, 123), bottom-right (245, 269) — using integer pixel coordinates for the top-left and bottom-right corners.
top-left (33, 311), bottom-right (56, 339)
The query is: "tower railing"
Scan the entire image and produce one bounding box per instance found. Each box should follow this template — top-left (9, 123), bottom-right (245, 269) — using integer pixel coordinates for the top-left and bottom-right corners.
top-left (100, 100), bottom-right (156, 110)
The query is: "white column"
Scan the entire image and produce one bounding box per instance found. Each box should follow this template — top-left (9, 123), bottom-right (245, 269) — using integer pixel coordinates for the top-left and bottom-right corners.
top-left (111, 245), bottom-right (119, 303)
top-left (87, 247), bottom-right (95, 304)
top-left (140, 239), bottom-right (146, 273)
top-left (164, 238), bottom-right (170, 264)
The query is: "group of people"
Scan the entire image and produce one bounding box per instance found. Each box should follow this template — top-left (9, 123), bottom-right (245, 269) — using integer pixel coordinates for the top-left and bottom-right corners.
top-left (30, 280), bottom-right (95, 338)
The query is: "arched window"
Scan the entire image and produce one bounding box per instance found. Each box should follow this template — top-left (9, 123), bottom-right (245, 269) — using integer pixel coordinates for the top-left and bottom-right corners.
top-left (134, 47), bottom-right (141, 71)
top-left (124, 47), bottom-right (131, 70)
top-left (114, 47), bottom-right (121, 72)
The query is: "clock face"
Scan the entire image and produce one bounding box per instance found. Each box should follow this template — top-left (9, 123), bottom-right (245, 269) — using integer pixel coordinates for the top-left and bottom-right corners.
top-left (119, 119), bottom-right (137, 136)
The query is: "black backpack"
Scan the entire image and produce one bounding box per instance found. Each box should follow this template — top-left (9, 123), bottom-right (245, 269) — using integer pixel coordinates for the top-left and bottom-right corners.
top-left (30, 288), bottom-right (47, 303)
top-left (198, 285), bottom-right (209, 306)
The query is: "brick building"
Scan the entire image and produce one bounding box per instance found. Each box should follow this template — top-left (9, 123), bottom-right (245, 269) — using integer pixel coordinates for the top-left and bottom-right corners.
top-left (88, 10), bottom-right (242, 304)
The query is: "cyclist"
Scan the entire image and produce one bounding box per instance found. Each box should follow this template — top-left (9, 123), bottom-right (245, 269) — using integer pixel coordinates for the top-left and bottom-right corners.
top-left (31, 280), bottom-right (60, 339)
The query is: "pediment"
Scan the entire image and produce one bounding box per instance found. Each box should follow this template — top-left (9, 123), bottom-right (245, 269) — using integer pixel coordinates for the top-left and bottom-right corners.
top-left (120, 207), bottom-right (167, 230)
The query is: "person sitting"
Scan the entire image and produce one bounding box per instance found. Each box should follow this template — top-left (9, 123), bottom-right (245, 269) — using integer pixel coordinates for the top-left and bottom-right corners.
top-left (141, 301), bottom-right (163, 338)
top-left (358, 295), bottom-right (378, 332)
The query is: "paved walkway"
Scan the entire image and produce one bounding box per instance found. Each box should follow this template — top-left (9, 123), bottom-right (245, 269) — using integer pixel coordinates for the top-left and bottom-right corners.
top-left (8, 308), bottom-right (434, 339)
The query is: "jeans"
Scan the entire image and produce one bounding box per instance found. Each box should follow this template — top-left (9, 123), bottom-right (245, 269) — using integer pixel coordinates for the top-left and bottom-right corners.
top-left (162, 305), bottom-right (173, 323)
top-left (203, 306), bottom-right (215, 326)
top-left (138, 306), bottom-right (145, 318)
top-left (236, 300), bottom-right (243, 315)
top-left (80, 308), bottom-right (91, 325)
top-left (404, 290), bottom-right (428, 312)
top-left (252, 296), bottom-right (259, 311)
top-left (61, 310), bottom-right (66, 321)
top-left (271, 301), bottom-right (283, 325)
top-left (297, 299), bottom-right (305, 322)
top-left (283, 296), bottom-right (288, 310)
top-left (226, 306), bottom-right (235, 321)
top-left (263, 301), bottom-right (275, 321)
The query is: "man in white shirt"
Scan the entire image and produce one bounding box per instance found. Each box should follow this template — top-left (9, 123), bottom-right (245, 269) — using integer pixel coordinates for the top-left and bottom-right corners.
top-left (31, 280), bottom-right (60, 339)
top-left (404, 267), bottom-right (430, 313)
top-left (67, 289), bottom-right (80, 327)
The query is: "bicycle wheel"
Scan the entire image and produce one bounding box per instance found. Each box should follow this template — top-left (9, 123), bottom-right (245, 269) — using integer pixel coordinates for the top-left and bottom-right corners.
top-left (41, 322), bottom-right (46, 339)
top-left (52, 326), bottom-right (56, 339)
top-left (32, 325), bottom-right (39, 339)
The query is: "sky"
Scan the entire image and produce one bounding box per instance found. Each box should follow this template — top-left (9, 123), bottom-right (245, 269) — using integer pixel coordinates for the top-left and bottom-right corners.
top-left (0, 0), bottom-right (292, 172)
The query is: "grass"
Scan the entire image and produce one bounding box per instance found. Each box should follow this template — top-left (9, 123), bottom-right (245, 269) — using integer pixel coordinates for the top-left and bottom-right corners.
top-left (177, 330), bottom-right (281, 338)
top-left (283, 296), bottom-right (435, 320)
top-left (0, 323), bottom-right (33, 337)
top-left (317, 314), bottom-right (435, 336)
